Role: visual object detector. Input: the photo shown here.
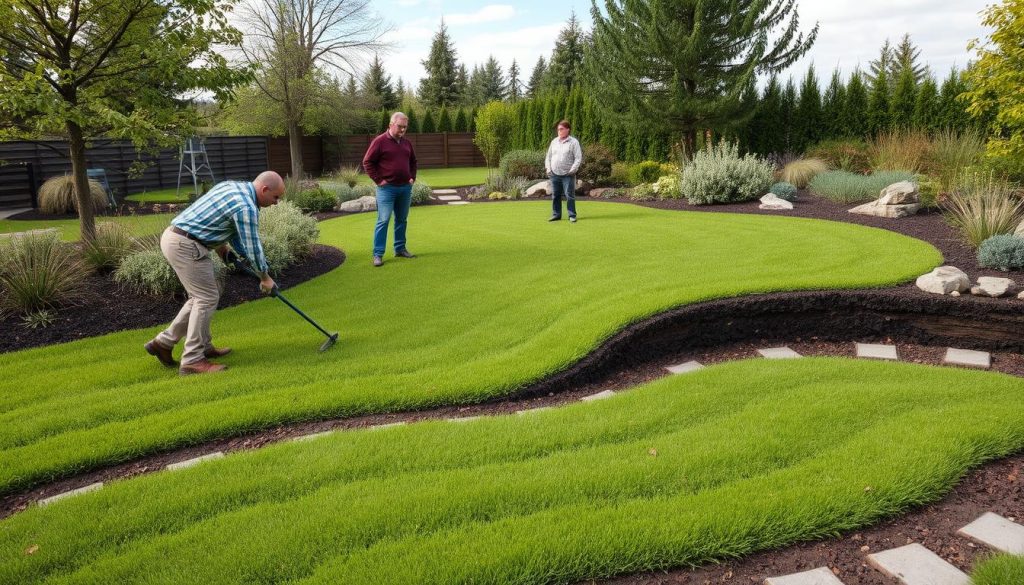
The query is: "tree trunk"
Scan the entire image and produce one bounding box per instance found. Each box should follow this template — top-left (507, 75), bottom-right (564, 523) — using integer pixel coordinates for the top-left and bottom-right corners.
top-left (287, 121), bottom-right (304, 180)
top-left (67, 122), bottom-right (96, 244)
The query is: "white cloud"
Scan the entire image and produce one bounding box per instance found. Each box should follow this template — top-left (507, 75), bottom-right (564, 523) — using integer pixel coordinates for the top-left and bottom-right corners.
top-left (444, 5), bottom-right (516, 27)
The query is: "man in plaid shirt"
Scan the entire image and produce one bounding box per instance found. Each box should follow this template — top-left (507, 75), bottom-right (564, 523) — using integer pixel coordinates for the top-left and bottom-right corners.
top-left (144, 171), bottom-right (285, 375)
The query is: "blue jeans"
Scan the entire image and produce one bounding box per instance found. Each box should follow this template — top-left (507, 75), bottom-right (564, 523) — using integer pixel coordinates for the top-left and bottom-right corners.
top-left (373, 183), bottom-right (412, 256)
top-left (550, 174), bottom-right (576, 219)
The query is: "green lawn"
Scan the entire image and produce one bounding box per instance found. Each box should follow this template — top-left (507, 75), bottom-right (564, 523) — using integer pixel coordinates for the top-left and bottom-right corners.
top-left (0, 202), bottom-right (941, 497)
top-left (328, 166), bottom-right (490, 188)
top-left (971, 554), bottom-right (1024, 585)
top-left (0, 213), bottom-right (175, 241)
top-left (1, 358), bottom-right (1021, 584)
top-left (124, 187), bottom-right (191, 204)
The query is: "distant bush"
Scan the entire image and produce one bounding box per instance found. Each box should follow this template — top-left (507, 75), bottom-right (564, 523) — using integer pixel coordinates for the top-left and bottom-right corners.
top-left (977, 234), bottom-right (1024, 270)
top-left (411, 182), bottom-right (433, 205)
top-left (353, 184), bottom-right (376, 199)
top-left (259, 201), bottom-right (320, 274)
top-left (499, 150), bottom-right (546, 180)
top-left (652, 174), bottom-right (682, 199)
top-left (628, 183), bottom-right (656, 201)
top-left (808, 170), bottom-right (915, 204)
top-left (578, 143), bottom-right (616, 185)
top-left (769, 181), bottom-right (798, 201)
top-left (681, 141), bottom-right (774, 205)
top-left (288, 188), bottom-right (336, 213)
top-left (114, 249), bottom-right (182, 296)
top-left (38, 176), bottom-right (107, 215)
top-left (0, 230), bottom-right (89, 314)
top-left (81, 221), bottom-right (140, 272)
top-left (628, 161), bottom-right (664, 185)
top-left (327, 183), bottom-right (358, 205)
top-left (332, 166), bottom-right (362, 188)
top-left (608, 162), bottom-right (632, 186)
top-left (805, 139), bottom-right (872, 173)
top-left (780, 158), bottom-right (828, 188)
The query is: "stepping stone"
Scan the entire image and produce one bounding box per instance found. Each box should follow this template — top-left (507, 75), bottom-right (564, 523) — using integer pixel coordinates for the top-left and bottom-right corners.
top-left (764, 567), bottom-right (845, 585)
top-left (867, 543), bottom-right (968, 585)
top-left (516, 406), bottom-right (552, 415)
top-left (665, 361), bottom-right (704, 374)
top-left (448, 201), bottom-right (471, 205)
top-left (166, 452), bottom-right (224, 471)
top-left (432, 189), bottom-right (458, 195)
top-left (757, 347), bottom-right (803, 359)
top-left (437, 195), bottom-right (461, 201)
top-left (39, 482), bottom-right (103, 507)
top-left (855, 343), bottom-right (899, 360)
top-left (581, 390), bottom-right (616, 402)
top-left (446, 416), bottom-right (481, 423)
top-left (944, 348), bottom-right (991, 369)
top-left (369, 421), bottom-right (406, 431)
top-left (957, 512), bottom-right (1024, 554)
top-left (291, 430), bottom-right (335, 443)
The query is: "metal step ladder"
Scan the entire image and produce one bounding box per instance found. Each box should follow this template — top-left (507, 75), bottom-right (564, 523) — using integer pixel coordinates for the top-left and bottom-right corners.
top-left (176, 137), bottom-right (216, 199)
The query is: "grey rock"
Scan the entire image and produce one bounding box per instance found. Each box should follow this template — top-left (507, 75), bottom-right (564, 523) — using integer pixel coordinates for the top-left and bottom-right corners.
top-left (1015, 218), bottom-right (1024, 237)
top-left (915, 266), bottom-right (970, 295)
top-left (338, 195), bottom-right (377, 213)
top-left (849, 200), bottom-right (921, 218)
top-left (878, 180), bottom-right (919, 205)
top-left (525, 181), bottom-right (550, 197)
top-left (970, 276), bottom-right (1016, 298)
top-left (759, 193), bottom-right (794, 210)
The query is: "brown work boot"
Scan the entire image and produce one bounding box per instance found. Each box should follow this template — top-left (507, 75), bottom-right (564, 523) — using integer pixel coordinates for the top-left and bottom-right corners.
top-left (179, 360), bottom-right (227, 376)
top-left (144, 340), bottom-right (177, 367)
top-left (204, 346), bottom-right (232, 359)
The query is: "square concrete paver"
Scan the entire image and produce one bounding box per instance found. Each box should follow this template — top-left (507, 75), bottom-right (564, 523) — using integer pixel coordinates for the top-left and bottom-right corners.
top-left (944, 348), bottom-right (991, 368)
top-left (867, 544), bottom-right (968, 585)
top-left (855, 343), bottom-right (898, 360)
top-left (432, 189), bottom-right (458, 195)
top-left (39, 482), bottom-right (104, 507)
top-left (764, 567), bottom-right (845, 585)
top-left (757, 347), bottom-right (803, 359)
top-left (447, 416), bottom-right (481, 423)
top-left (665, 361), bottom-right (704, 374)
top-left (437, 195), bottom-right (461, 201)
top-left (516, 406), bottom-right (552, 415)
top-left (957, 512), bottom-right (1024, 554)
top-left (581, 390), bottom-right (616, 402)
top-left (166, 452), bottom-right (224, 470)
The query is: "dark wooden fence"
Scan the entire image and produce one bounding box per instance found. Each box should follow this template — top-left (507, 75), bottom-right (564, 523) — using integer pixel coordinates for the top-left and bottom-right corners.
top-left (330, 132), bottom-right (486, 170)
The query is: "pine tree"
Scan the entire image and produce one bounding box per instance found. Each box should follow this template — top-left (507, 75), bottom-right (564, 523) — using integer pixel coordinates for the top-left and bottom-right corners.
top-left (889, 66), bottom-right (917, 129)
top-left (543, 11), bottom-right (587, 93)
top-left (480, 56), bottom-right (507, 102)
top-left (938, 68), bottom-right (971, 131)
top-left (396, 78), bottom-right (406, 103)
top-left (469, 107), bottom-right (478, 132)
top-left (542, 97), bottom-right (557, 142)
top-left (437, 106), bottom-right (452, 132)
top-left (528, 99), bottom-right (544, 148)
top-left (780, 78), bottom-right (798, 152)
top-left (453, 108), bottom-right (468, 132)
top-left (891, 33), bottom-right (928, 85)
top-left (794, 65), bottom-right (823, 151)
top-left (589, 0), bottom-right (817, 154)
top-left (843, 71), bottom-right (869, 137)
top-left (420, 108), bottom-right (436, 133)
top-left (864, 39), bottom-right (894, 89)
top-left (344, 76), bottom-right (359, 98)
top-left (867, 67), bottom-right (890, 134)
top-left (750, 75), bottom-right (783, 154)
top-left (362, 55), bottom-right (398, 111)
top-left (405, 107), bottom-right (420, 133)
top-left (378, 110), bottom-right (389, 133)
top-left (465, 65), bottom-right (485, 107)
top-left (527, 56), bottom-right (546, 98)
top-left (508, 59), bottom-right (522, 102)
top-left (419, 21), bottom-right (460, 107)
top-left (821, 70), bottom-right (847, 140)
top-left (913, 75), bottom-right (939, 131)
top-left (455, 64), bottom-right (469, 105)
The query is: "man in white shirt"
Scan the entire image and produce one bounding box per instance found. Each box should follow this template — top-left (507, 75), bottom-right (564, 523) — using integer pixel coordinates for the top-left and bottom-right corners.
top-left (544, 119), bottom-right (584, 223)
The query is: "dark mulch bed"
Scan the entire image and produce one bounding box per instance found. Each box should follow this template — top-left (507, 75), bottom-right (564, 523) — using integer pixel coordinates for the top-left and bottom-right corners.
top-left (0, 244), bottom-right (345, 354)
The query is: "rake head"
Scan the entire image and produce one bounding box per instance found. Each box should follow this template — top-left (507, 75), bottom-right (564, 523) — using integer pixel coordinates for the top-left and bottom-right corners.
top-left (319, 333), bottom-right (339, 352)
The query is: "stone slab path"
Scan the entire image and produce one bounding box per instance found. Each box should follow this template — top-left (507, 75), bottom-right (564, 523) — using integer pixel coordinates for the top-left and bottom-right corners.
top-left (665, 361), bottom-right (704, 374)
top-left (957, 512), bottom-right (1024, 554)
top-left (166, 452), bottom-right (224, 471)
top-left (855, 343), bottom-right (898, 360)
top-left (758, 347), bottom-right (803, 359)
top-left (39, 482), bottom-right (103, 507)
top-left (763, 566), bottom-right (845, 585)
top-left (866, 543), bottom-right (969, 585)
top-left (944, 348), bottom-right (992, 369)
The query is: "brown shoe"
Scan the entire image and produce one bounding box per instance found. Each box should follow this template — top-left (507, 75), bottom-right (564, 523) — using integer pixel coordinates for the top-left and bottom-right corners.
top-left (179, 360), bottom-right (228, 375)
top-left (204, 346), bottom-right (232, 359)
top-left (144, 340), bottom-right (177, 367)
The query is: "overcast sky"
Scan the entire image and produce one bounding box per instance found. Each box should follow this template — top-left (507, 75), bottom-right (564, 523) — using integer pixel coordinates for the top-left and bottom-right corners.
top-left (369, 0), bottom-right (995, 92)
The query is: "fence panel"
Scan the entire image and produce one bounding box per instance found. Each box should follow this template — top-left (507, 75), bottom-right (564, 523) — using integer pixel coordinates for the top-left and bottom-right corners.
top-left (332, 132), bottom-right (485, 171)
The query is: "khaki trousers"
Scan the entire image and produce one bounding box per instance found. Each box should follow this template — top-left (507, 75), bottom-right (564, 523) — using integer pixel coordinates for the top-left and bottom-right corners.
top-left (155, 228), bottom-right (220, 365)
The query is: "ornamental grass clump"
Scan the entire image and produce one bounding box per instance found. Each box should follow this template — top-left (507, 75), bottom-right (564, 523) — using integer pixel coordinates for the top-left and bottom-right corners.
top-left (926, 128), bottom-right (985, 193)
top-left (806, 139), bottom-right (872, 173)
top-left (942, 172), bottom-right (1024, 248)
top-left (0, 230), bottom-right (89, 314)
top-left (681, 141), bottom-right (774, 205)
top-left (977, 234), bottom-right (1024, 271)
top-left (81, 221), bottom-right (140, 272)
top-left (780, 158), bottom-right (828, 188)
top-left (259, 201), bottom-right (320, 274)
top-left (869, 128), bottom-right (931, 173)
top-left (970, 554), bottom-right (1024, 585)
top-left (332, 166), bottom-right (362, 188)
top-left (113, 249), bottom-right (182, 295)
top-left (38, 175), bottom-right (108, 215)
top-left (808, 170), bottom-right (915, 204)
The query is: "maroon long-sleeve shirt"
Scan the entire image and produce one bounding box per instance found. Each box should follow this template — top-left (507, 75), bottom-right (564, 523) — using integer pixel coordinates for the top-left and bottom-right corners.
top-left (362, 132), bottom-right (417, 185)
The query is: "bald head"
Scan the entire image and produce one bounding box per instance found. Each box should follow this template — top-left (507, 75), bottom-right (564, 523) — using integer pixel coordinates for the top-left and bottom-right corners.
top-left (253, 171), bottom-right (285, 208)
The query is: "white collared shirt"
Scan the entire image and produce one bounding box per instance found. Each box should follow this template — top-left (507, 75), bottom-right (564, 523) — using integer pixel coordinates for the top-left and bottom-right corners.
top-left (545, 135), bottom-right (583, 176)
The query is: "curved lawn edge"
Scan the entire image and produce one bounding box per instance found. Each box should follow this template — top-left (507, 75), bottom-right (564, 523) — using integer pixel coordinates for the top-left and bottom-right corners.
top-left (1, 358), bottom-right (1022, 584)
top-left (0, 203), bottom-right (942, 496)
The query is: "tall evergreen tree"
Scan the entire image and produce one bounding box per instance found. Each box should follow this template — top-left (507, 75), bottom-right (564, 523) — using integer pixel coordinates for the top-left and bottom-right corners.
top-left (362, 55), bottom-right (398, 111)
top-left (889, 66), bottom-right (917, 128)
top-left (395, 78), bottom-right (406, 103)
top-left (867, 67), bottom-right (891, 134)
top-left (780, 78), bottom-right (798, 152)
top-left (864, 39), bottom-right (894, 88)
top-left (913, 75), bottom-right (940, 131)
top-left (527, 56), bottom-right (546, 97)
top-left (508, 59), bottom-right (522, 102)
top-left (795, 65), bottom-right (823, 151)
top-left (455, 64), bottom-right (469, 104)
top-left (437, 106), bottom-right (452, 132)
top-left (405, 106), bottom-right (419, 133)
top-left (419, 21), bottom-right (460, 107)
top-left (543, 11), bottom-right (587, 93)
top-left (938, 68), bottom-right (971, 131)
top-left (480, 56), bottom-right (507, 102)
top-left (843, 70), bottom-right (869, 137)
top-left (465, 64), bottom-right (486, 106)
top-left (453, 107), bottom-right (468, 132)
top-left (750, 75), bottom-right (783, 154)
top-left (891, 33), bottom-right (928, 85)
top-left (469, 107), bottom-right (478, 131)
top-left (589, 0), bottom-right (817, 154)
top-left (345, 76), bottom-right (359, 98)
top-left (822, 70), bottom-right (847, 139)
top-left (420, 108), bottom-right (436, 133)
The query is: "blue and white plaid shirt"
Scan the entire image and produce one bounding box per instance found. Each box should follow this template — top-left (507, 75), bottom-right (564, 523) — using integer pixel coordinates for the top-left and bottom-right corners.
top-left (171, 181), bottom-right (269, 274)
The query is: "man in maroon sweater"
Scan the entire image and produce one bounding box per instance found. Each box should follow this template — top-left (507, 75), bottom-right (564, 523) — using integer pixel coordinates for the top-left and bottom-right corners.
top-left (362, 112), bottom-right (418, 267)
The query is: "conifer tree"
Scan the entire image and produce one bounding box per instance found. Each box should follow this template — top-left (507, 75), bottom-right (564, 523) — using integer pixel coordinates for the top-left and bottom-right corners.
top-left (750, 76), bottom-right (783, 155)
top-left (891, 33), bottom-right (929, 85)
top-left (938, 68), bottom-right (971, 131)
top-left (420, 108), bottom-right (436, 133)
top-left (455, 64), bottom-right (469, 104)
top-left (795, 65), bottom-right (823, 151)
top-left (405, 107), bottom-right (420, 133)
top-left (864, 39), bottom-right (894, 89)
top-left (362, 55), bottom-right (398, 111)
top-left (469, 107), bottom-right (478, 132)
top-left (528, 99), bottom-right (544, 148)
top-left (419, 21), bottom-right (460, 107)
top-left (822, 70), bottom-right (847, 140)
top-left (465, 65), bottom-right (486, 107)
top-left (379, 110), bottom-right (390, 133)
top-left (453, 108), bottom-right (468, 132)
top-left (913, 76), bottom-right (939, 131)
top-left (780, 78), bottom-right (798, 152)
top-left (867, 67), bottom-right (891, 134)
top-left (843, 71), bottom-right (869, 137)
top-left (542, 97), bottom-right (557, 140)
top-left (889, 66), bottom-right (917, 129)
top-left (543, 12), bottom-right (587, 93)
top-left (508, 59), bottom-right (522, 102)
top-left (589, 0), bottom-right (817, 154)
top-left (527, 56), bottom-right (546, 97)
top-left (345, 76), bottom-right (359, 98)
top-left (396, 78), bottom-right (407, 103)
top-left (480, 56), bottom-right (507, 102)
top-left (437, 106), bottom-right (452, 132)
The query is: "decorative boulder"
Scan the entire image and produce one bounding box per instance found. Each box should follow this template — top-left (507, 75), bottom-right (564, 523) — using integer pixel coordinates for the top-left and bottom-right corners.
top-left (1015, 219), bottom-right (1024, 237)
top-left (848, 181), bottom-right (921, 218)
top-left (915, 266), bottom-right (970, 295)
top-left (589, 188), bottom-right (614, 199)
top-left (525, 181), bottom-right (550, 197)
top-left (970, 276), bottom-right (1017, 298)
top-left (759, 193), bottom-right (794, 210)
top-left (338, 195), bottom-right (377, 213)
